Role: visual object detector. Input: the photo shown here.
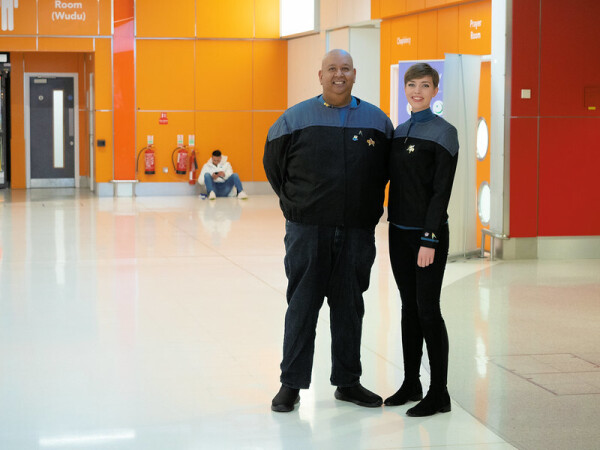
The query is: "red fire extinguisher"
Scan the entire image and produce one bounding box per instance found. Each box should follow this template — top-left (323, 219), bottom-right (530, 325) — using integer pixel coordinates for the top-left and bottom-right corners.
top-left (136, 145), bottom-right (156, 175)
top-left (188, 149), bottom-right (198, 185)
top-left (172, 147), bottom-right (188, 175)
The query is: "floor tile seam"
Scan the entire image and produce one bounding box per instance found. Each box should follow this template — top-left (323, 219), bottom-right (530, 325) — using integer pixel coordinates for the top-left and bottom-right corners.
top-left (509, 370), bottom-right (600, 375)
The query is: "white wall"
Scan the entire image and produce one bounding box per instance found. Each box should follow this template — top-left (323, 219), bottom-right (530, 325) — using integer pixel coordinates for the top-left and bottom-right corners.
top-left (320, 0), bottom-right (371, 30)
top-left (287, 33), bottom-right (327, 106)
top-left (350, 27), bottom-right (380, 107)
top-left (287, 0), bottom-right (378, 108)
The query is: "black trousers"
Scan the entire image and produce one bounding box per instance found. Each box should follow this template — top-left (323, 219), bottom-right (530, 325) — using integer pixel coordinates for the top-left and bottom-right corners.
top-left (389, 223), bottom-right (449, 391)
top-left (280, 221), bottom-right (376, 389)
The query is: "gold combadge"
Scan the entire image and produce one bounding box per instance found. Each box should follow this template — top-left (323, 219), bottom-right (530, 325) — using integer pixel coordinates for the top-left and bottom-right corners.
top-left (367, 138), bottom-right (375, 147)
top-left (407, 145), bottom-right (415, 153)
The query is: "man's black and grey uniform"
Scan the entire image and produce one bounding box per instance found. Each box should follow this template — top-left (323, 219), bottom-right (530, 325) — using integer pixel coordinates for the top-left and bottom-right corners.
top-left (264, 95), bottom-right (393, 390)
top-left (264, 95), bottom-right (393, 228)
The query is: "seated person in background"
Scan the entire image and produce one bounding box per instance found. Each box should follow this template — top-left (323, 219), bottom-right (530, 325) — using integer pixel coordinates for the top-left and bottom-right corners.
top-left (199, 150), bottom-right (248, 200)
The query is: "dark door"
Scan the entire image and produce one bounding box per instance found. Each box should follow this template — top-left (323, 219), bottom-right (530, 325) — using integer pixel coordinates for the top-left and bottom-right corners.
top-left (29, 77), bottom-right (75, 187)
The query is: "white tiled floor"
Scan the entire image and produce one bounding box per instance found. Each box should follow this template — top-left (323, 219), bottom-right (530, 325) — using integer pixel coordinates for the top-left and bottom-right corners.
top-left (1, 189), bottom-right (599, 449)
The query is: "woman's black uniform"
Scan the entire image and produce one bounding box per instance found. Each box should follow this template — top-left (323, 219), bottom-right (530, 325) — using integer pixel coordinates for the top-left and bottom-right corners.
top-left (387, 107), bottom-right (458, 415)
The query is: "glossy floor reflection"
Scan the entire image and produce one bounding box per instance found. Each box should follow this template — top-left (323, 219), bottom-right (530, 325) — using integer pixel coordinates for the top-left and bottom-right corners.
top-left (1, 190), bottom-right (598, 449)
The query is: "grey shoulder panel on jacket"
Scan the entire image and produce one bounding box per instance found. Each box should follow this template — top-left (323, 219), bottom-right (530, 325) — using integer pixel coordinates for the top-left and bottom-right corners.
top-left (345, 99), bottom-right (394, 137)
top-left (267, 97), bottom-right (393, 141)
top-left (394, 116), bottom-right (459, 156)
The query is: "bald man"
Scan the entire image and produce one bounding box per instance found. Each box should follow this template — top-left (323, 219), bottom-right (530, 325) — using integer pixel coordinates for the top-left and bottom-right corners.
top-left (264, 49), bottom-right (394, 412)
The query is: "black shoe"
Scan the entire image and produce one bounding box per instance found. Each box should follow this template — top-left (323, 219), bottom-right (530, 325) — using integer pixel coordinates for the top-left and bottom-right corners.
top-left (406, 389), bottom-right (451, 417)
top-left (271, 385), bottom-right (300, 412)
top-left (384, 381), bottom-right (423, 406)
top-left (334, 384), bottom-right (383, 408)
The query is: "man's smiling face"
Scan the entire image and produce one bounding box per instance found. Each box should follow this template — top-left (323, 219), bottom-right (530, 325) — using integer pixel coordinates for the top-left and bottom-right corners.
top-left (319, 50), bottom-right (356, 107)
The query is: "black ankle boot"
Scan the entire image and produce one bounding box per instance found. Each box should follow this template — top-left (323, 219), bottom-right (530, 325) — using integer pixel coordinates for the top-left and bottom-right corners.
top-left (271, 385), bottom-right (300, 412)
top-left (384, 380), bottom-right (423, 406)
top-left (334, 383), bottom-right (383, 407)
top-left (406, 388), bottom-right (451, 417)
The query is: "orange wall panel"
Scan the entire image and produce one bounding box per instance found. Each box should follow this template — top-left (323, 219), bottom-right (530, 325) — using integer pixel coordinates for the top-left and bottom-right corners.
top-left (79, 110), bottom-right (89, 176)
top-left (94, 38), bottom-right (112, 111)
top-left (195, 112), bottom-right (253, 181)
top-left (136, 40), bottom-right (195, 111)
top-left (196, 41), bottom-right (253, 111)
top-left (390, 15), bottom-right (419, 62)
top-left (437, 6), bottom-right (459, 57)
top-left (0, 37), bottom-right (36, 51)
top-left (38, 0), bottom-right (99, 36)
top-left (371, 0), bottom-right (381, 19)
top-left (9, 53), bottom-right (26, 189)
top-left (380, 0), bottom-right (406, 18)
top-left (407, 0), bottom-right (426, 13)
top-left (95, 111), bottom-right (114, 183)
top-left (417, 10), bottom-right (437, 59)
top-left (136, 0), bottom-right (195, 38)
top-left (0, 2), bottom-right (37, 35)
top-left (426, 0), bottom-right (448, 7)
top-left (99, 0), bottom-right (113, 35)
top-left (458, 0), bottom-right (491, 55)
top-left (136, 112), bottom-right (196, 182)
top-left (38, 38), bottom-right (94, 52)
top-left (253, 41), bottom-right (288, 111)
top-left (253, 112), bottom-right (283, 181)
top-left (197, 0), bottom-right (254, 38)
top-left (24, 52), bottom-right (81, 73)
top-left (476, 61), bottom-right (491, 246)
top-left (255, 0), bottom-right (280, 38)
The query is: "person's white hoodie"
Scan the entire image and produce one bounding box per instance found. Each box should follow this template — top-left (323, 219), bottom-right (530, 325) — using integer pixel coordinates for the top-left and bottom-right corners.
top-left (198, 155), bottom-right (233, 185)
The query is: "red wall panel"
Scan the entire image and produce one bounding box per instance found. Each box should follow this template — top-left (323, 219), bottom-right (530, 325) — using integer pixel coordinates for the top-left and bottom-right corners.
top-left (511, 0), bottom-right (539, 117)
top-left (113, 0), bottom-right (135, 180)
top-left (510, 0), bottom-right (600, 238)
top-left (540, 0), bottom-right (600, 117)
top-left (509, 118), bottom-right (538, 237)
top-left (538, 118), bottom-right (600, 236)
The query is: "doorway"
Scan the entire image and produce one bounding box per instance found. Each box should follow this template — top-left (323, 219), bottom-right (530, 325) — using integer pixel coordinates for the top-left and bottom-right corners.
top-left (24, 73), bottom-right (79, 188)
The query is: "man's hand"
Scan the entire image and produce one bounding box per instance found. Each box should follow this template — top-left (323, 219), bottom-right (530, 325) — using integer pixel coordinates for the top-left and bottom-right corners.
top-left (417, 246), bottom-right (435, 268)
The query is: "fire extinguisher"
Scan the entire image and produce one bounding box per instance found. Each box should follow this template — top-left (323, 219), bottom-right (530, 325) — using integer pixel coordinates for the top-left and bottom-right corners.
top-left (136, 145), bottom-right (156, 175)
top-left (172, 146), bottom-right (188, 175)
top-left (188, 149), bottom-right (198, 185)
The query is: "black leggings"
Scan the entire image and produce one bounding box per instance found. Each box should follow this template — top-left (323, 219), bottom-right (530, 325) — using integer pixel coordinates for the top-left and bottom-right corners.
top-left (389, 223), bottom-right (449, 390)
